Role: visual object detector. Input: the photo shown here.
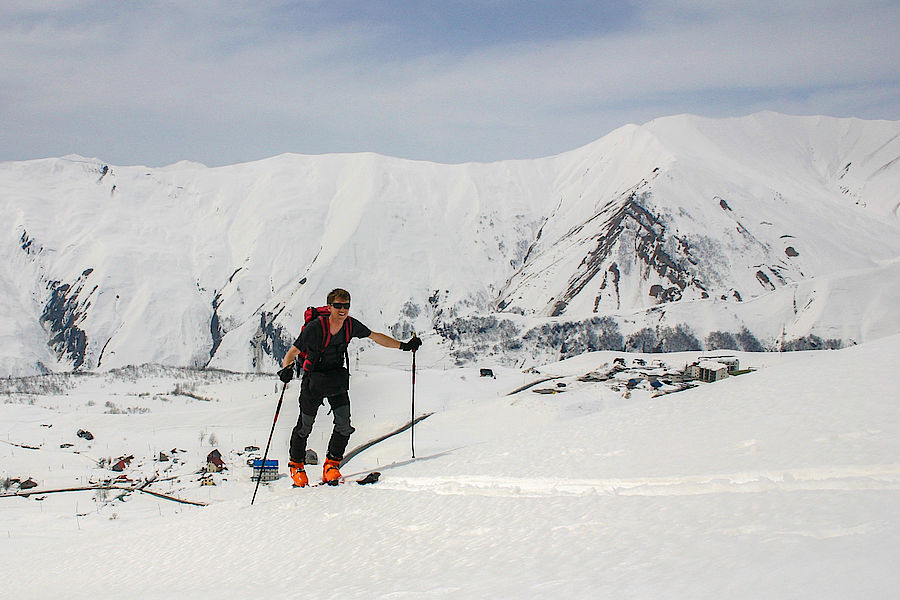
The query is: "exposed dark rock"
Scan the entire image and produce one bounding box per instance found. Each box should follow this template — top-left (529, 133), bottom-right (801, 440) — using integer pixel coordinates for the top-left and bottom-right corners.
top-left (649, 284), bottom-right (682, 303)
top-left (208, 269), bottom-right (246, 361)
top-left (767, 265), bottom-right (788, 285)
top-left (21, 231), bottom-right (35, 254)
top-left (755, 270), bottom-right (775, 290)
top-left (210, 293), bottom-right (224, 360)
top-left (250, 311), bottom-right (293, 369)
top-left (550, 191), bottom-right (709, 317)
top-left (40, 272), bottom-right (95, 370)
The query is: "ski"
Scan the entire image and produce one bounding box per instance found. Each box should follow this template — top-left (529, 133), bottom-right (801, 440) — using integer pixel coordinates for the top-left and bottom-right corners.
top-left (340, 413), bottom-right (433, 465)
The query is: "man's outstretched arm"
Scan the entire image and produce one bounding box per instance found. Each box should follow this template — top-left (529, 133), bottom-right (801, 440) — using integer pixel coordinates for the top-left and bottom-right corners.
top-left (369, 332), bottom-right (422, 351)
top-left (369, 332), bottom-right (401, 349)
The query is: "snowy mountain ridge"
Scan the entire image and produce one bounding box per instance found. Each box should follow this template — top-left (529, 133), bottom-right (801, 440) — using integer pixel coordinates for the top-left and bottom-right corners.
top-left (1, 112), bottom-right (899, 376)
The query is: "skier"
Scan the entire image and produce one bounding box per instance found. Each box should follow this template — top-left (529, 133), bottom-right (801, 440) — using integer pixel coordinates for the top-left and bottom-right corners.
top-left (277, 288), bottom-right (421, 486)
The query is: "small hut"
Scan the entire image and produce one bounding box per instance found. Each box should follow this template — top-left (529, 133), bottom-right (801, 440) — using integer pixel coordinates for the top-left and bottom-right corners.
top-left (111, 455), bottom-right (133, 472)
top-left (206, 449), bottom-right (226, 472)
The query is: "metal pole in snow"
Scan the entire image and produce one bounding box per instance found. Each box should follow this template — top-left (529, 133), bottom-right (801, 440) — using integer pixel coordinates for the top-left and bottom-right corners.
top-left (251, 380), bottom-right (287, 506)
top-left (411, 349), bottom-right (417, 459)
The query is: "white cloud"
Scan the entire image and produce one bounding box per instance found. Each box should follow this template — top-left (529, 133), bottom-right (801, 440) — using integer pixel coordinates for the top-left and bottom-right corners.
top-left (0, 1), bottom-right (897, 166)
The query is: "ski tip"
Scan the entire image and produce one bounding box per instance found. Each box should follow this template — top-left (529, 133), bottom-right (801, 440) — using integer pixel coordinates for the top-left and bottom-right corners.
top-left (356, 471), bottom-right (381, 485)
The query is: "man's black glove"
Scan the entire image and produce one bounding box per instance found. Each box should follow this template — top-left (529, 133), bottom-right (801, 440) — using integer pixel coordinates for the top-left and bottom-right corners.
top-left (277, 365), bottom-right (294, 383)
top-left (399, 336), bottom-right (422, 352)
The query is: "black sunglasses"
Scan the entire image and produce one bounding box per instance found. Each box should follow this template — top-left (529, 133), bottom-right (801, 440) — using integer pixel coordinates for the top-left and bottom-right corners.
top-left (330, 302), bottom-right (351, 310)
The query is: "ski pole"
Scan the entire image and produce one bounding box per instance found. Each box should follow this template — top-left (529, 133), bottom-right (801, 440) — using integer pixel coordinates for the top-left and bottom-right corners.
top-left (411, 347), bottom-right (417, 459)
top-left (251, 380), bottom-right (287, 506)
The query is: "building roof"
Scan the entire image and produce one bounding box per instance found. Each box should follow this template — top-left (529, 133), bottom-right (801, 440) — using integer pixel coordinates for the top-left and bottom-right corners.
top-left (207, 449), bottom-right (225, 466)
top-left (697, 361), bottom-right (728, 371)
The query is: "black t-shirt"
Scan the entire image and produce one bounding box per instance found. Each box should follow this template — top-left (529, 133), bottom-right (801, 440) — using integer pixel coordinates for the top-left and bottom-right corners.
top-left (293, 316), bottom-right (371, 371)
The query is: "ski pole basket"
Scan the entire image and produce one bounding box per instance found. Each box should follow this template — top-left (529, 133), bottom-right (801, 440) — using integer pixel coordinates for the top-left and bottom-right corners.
top-left (251, 459), bottom-right (279, 482)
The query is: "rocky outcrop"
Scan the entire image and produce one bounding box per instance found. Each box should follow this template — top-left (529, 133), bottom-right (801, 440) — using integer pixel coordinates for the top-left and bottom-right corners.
top-left (40, 269), bottom-right (95, 370)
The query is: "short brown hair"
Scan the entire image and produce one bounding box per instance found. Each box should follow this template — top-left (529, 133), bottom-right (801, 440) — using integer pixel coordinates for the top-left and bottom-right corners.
top-left (327, 288), bottom-right (351, 304)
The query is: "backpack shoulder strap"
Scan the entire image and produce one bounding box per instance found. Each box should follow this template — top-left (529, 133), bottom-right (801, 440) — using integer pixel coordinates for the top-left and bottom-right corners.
top-left (343, 319), bottom-right (352, 371)
top-left (319, 315), bottom-right (331, 348)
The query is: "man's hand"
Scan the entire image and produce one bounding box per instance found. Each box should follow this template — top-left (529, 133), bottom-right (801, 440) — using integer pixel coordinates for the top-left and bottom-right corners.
top-left (399, 336), bottom-right (422, 352)
top-left (277, 365), bottom-right (294, 383)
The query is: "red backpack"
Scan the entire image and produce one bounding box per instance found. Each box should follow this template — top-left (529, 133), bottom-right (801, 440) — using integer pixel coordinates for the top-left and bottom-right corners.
top-left (298, 306), bottom-right (352, 372)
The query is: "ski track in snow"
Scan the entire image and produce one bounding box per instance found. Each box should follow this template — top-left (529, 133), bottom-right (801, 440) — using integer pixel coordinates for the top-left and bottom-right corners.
top-left (375, 464), bottom-right (900, 498)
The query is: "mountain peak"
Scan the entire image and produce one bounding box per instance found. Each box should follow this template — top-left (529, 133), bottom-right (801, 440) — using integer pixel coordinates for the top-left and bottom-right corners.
top-left (1, 114), bottom-right (898, 375)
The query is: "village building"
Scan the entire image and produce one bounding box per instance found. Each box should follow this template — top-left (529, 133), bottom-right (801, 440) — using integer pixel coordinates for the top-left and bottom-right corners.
top-left (206, 449), bottom-right (226, 472)
top-left (110, 455), bottom-right (133, 472)
top-left (684, 355), bottom-right (740, 382)
top-left (252, 459), bottom-right (279, 483)
top-left (688, 361), bottom-right (730, 382)
top-left (698, 355), bottom-right (740, 372)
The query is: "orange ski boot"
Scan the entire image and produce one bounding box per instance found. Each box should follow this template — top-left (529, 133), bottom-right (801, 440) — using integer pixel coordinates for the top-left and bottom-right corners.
top-left (322, 458), bottom-right (342, 484)
top-left (289, 461), bottom-right (308, 487)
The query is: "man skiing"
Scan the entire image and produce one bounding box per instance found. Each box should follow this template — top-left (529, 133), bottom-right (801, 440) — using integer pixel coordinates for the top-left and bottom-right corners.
top-left (277, 288), bottom-right (421, 486)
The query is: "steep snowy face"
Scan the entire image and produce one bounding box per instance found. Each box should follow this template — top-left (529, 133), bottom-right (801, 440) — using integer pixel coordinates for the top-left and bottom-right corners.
top-left (0, 113), bottom-right (898, 376)
top-left (498, 113), bottom-right (900, 318)
top-left (0, 153), bottom-right (555, 375)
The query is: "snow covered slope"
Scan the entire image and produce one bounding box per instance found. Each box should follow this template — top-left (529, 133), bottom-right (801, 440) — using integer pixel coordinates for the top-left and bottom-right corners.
top-left (1, 113), bottom-right (898, 375)
top-left (498, 113), bottom-right (900, 318)
top-left (1, 335), bottom-right (898, 598)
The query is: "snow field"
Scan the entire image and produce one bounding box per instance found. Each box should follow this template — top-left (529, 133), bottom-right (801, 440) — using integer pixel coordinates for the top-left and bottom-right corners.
top-left (2, 337), bottom-right (899, 598)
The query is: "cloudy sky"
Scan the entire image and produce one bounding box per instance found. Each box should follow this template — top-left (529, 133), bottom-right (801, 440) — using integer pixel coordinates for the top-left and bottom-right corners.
top-left (2, 0), bottom-right (898, 167)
